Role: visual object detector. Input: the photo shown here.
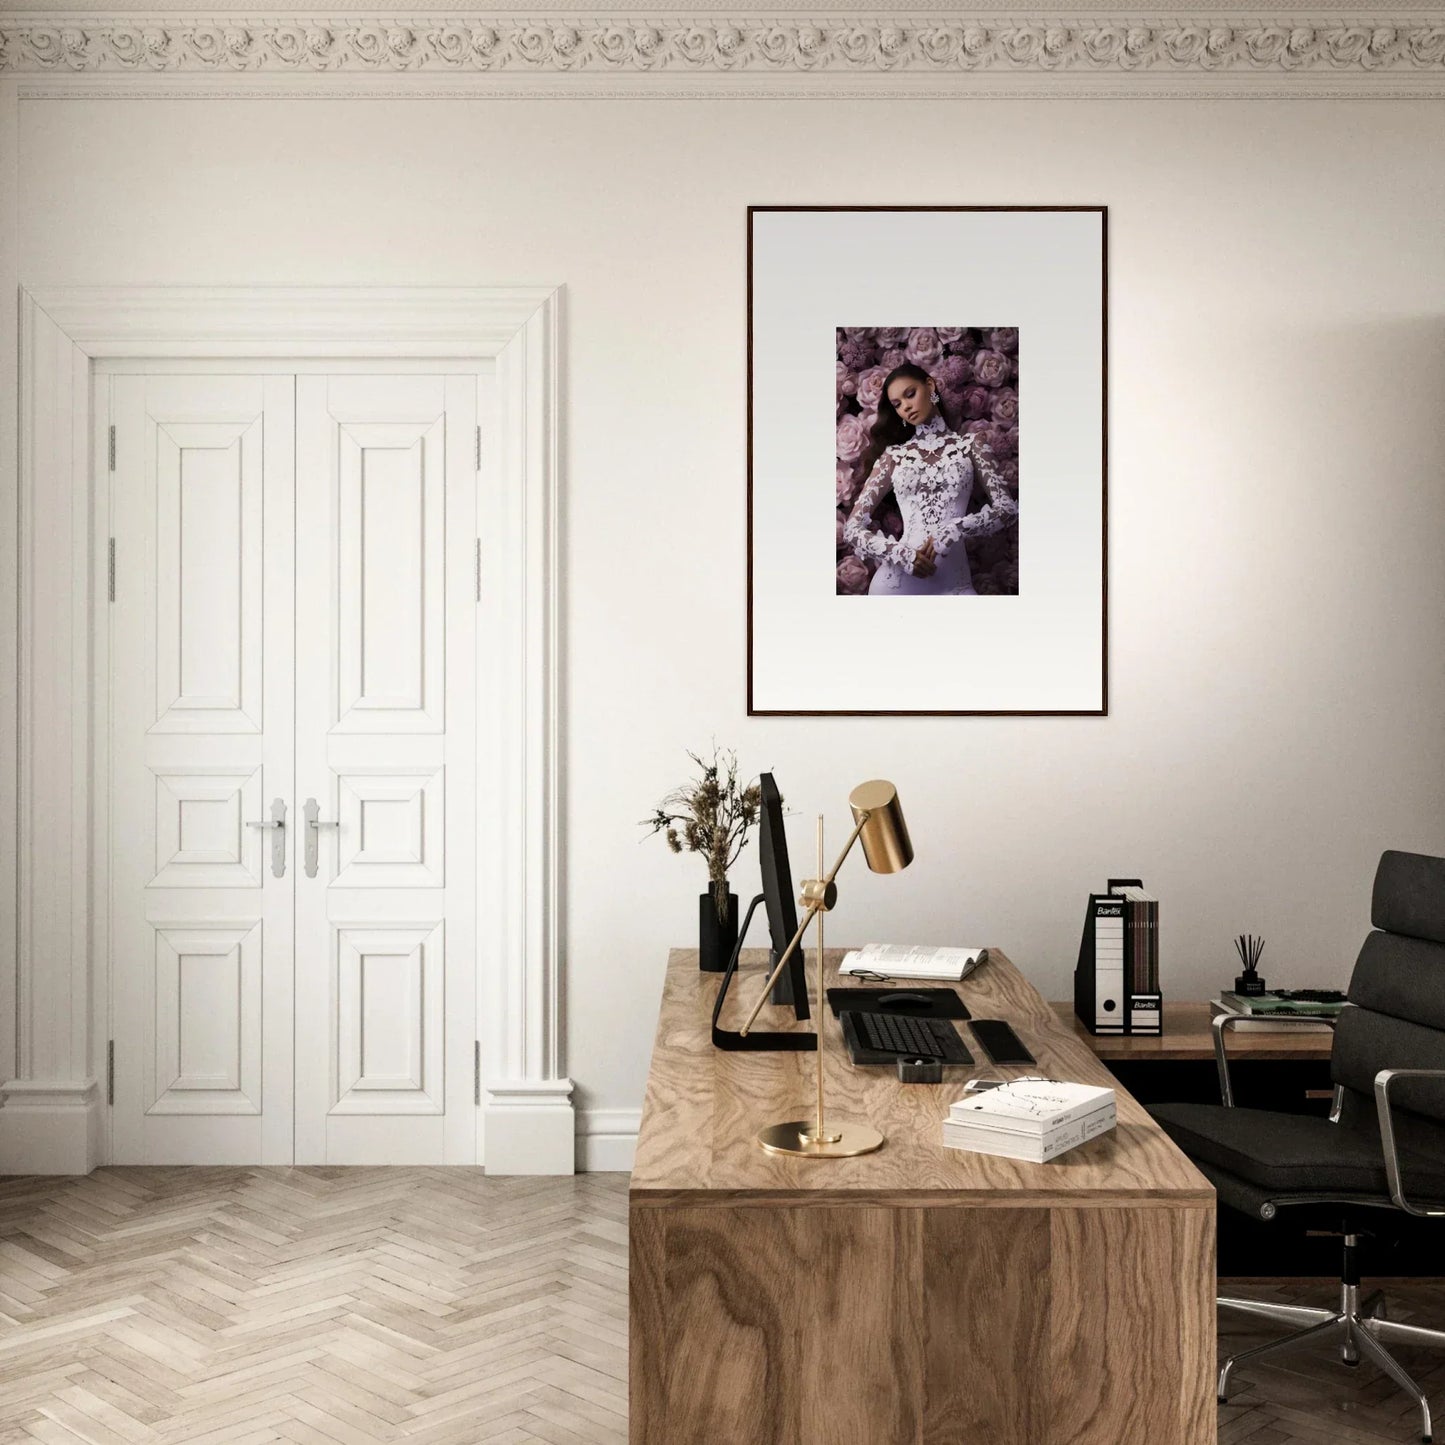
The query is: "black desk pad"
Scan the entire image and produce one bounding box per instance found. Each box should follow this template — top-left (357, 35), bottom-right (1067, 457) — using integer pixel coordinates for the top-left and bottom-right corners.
top-left (826, 986), bottom-right (970, 1021)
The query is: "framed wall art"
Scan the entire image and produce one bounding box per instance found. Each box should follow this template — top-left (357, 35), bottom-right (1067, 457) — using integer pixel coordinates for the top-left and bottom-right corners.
top-left (747, 205), bottom-right (1107, 716)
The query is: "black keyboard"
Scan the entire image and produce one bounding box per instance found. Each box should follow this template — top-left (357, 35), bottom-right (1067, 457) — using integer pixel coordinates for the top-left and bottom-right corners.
top-left (843, 1011), bottom-right (974, 1065)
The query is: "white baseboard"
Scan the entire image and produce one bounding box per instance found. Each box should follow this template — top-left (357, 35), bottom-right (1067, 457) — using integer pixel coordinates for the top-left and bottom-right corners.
top-left (0, 1079), bottom-right (103, 1174)
top-left (483, 1079), bottom-right (576, 1175)
top-left (0, 1079), bottom-right (640, 1176)
top-left (576, 1108), bottom-right (639, 1173)
top-left (0, 1079), bottom-right (638, 1176)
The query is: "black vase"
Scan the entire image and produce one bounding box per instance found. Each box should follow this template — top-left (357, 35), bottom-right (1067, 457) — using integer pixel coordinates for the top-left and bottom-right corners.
top-left (699, 887), bottom-right (740, 972)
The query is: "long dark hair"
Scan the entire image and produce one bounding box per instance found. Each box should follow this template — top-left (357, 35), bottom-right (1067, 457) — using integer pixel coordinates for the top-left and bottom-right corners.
top-left (861, 363), bottom-right (933, 478)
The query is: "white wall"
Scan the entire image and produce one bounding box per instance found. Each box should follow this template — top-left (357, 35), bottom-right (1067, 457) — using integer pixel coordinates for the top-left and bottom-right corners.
top-left (16, 94), bottom-right (1445, 1148)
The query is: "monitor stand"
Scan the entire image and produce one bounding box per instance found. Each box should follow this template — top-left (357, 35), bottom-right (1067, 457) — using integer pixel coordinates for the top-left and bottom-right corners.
top-left (770, 954), bottom-right (802, 1009)
top-left (711, 894), bottom-right (817, 1052)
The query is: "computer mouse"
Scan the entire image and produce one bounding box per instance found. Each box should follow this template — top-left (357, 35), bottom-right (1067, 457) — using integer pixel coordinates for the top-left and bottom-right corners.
top-left (878, 992), bottom-right (933, 1010)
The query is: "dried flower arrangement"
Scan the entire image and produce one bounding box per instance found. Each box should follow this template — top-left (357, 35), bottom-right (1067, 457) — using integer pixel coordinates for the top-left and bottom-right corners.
top-left (642, 746), bottom-right (764, 923)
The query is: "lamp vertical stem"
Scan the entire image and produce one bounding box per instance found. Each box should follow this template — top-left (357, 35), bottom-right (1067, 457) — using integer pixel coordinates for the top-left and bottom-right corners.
top-left (816, 814), bottom-right (826, 1145)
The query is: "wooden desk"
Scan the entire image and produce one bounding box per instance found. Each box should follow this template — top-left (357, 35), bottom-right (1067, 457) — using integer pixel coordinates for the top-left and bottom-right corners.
top-left (1053, 1000), bottom-right (1335, 1063)
top-left (630, 949), bottom-right (1215, 1445)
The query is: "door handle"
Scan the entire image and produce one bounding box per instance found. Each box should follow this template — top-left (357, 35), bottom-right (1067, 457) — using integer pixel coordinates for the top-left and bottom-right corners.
top-left (246, 798), bottom-right (288, 878)
top-left (303, 797), bottom-right (339, 879)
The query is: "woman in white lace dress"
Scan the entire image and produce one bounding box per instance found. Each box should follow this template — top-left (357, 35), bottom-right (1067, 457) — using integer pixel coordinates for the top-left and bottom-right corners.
top-left (843, 363), bottom-right (1018, 596)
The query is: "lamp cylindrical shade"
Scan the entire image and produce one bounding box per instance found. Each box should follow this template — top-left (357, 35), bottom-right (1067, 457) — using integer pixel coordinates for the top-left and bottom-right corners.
top-left (848, 780), bottom-right (913, 874)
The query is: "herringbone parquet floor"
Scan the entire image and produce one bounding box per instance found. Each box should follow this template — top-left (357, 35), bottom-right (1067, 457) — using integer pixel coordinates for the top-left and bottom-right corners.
top-left (0, 1168), bottom-right (1442, 1444)
top-left (0, 1169), bottom-right (629, 1445)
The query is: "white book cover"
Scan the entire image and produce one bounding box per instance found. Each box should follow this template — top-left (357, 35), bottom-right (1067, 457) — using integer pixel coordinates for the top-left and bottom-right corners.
top-left (944, 1100), bottom-right (1116, 1143)
top-left (942, 1106), bottom-right (1116, 1162)
top-left (941, 1131), bottom-right (1044, 1163)
top-left (949, 1079), bottom-right (1115, 1134)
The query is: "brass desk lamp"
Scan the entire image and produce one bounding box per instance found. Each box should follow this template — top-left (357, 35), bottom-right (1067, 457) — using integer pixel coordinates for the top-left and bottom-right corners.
top-left (739, 779), bottom-right (913, 1158)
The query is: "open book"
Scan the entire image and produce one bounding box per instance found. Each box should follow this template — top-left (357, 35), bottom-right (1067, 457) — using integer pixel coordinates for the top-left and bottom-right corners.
top-left (838, 944), bottom-right (987, 982)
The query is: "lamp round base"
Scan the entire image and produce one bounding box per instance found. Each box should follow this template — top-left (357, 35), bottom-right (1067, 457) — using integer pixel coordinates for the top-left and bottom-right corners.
top-left (756, 1119), bottom-right (884, 1158)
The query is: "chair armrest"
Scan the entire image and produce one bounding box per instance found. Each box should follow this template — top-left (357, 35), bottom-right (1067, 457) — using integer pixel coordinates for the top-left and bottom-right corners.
top-left (1374, 1068), bottom-right (1445, 1218)
top-left (1212, 1010), bottom-right (1338, 1108)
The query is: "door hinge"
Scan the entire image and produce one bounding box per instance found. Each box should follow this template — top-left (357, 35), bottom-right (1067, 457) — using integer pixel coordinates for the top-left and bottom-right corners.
top-left (106, 1040), bottom-right (115, 1106)
top-left (474, 1041), bottom-right (481, 1107)
top-left (107, 538), bottom-right (116, 602)
top-left (108, 424), bottom-right (116, 472)
top-left (474, 538), bottom-right (482, 603)
top-left (475, 424), bottom-right (482, 473)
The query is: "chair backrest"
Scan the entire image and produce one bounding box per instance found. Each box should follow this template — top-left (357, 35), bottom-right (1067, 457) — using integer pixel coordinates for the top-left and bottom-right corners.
top-left (1332, 851), bottom-right (1445, 1140)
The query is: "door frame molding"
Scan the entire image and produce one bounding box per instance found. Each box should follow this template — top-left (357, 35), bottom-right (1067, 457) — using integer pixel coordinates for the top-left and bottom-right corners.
top-left (2, 285), bottom-right (573, 1175)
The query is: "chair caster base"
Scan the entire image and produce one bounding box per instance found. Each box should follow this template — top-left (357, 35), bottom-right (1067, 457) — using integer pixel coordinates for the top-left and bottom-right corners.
top-left (1216, 1292), bottom-right (1440, 1445)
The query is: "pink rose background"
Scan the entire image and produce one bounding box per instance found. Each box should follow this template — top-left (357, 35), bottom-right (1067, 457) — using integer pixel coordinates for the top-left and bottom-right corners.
top-left (960, 385), bottom-right (991, 420)
top-left (836, 556), bottom-right (871, 595)
top-left (834, 412), bottom-right (871, 466)
top-left (834, 325), bottom-right (1020, 596)
top-left (970, 349), bottom-right (1010, 388)
top-left (904, 327), bottom-right (944, 370)
top-left (989, 387), bottom-right (1018, 425)
top-left (854, 365), bottom-right (890, 413)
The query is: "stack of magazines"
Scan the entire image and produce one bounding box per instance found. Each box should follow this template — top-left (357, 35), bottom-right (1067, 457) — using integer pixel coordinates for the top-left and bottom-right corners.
top-left (942, 1079), bottom-right (1117, 1163)
top-left (1210, 989), bottom-right (1345, 1034)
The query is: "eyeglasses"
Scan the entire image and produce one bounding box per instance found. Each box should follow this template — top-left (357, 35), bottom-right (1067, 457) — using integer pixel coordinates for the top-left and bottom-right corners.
top-left (848, 958), bottom-right (985, 986)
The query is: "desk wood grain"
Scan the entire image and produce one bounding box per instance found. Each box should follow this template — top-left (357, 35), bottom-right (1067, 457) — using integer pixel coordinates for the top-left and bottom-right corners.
top-left (629, 949), bottom-right (1215, 1445)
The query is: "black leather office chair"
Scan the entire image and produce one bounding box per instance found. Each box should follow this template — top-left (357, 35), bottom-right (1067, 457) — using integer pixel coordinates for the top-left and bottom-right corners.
top-left (1150, 849), bottom-right (1445, 1444)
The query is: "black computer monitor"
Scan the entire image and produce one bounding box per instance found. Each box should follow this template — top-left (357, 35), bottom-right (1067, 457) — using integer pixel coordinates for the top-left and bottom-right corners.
top-left (758, 773), bottom-right (810, 1020)
top-left (709, 771), bottom-right (815, 1051)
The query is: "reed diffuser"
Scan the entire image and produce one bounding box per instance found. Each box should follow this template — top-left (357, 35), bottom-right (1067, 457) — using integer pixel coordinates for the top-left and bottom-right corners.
top-left (1233, 933), bottom-right (1266, 996)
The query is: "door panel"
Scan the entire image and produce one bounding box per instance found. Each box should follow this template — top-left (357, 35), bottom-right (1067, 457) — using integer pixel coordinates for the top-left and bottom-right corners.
top-left (152, 422), bottom-right (264, 732)
top-left (150, 922), bottom-right (262, 1113)
top-left (149, 767), bottom-right (265, 889)
top-left (294, 374), bottom-right (478, 1164)
top-left (333, 768), bottom-right (445, 889)
top-left (334, 921), bottom-right (444, 1112)
top-left (336, 421), bottom-right (446, 732)
top-left (110, 374), bottom-right (296, 1164)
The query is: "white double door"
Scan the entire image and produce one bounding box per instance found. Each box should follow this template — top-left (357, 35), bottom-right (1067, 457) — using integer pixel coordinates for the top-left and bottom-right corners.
top-left (107, 367), bottom-right (482, 1165)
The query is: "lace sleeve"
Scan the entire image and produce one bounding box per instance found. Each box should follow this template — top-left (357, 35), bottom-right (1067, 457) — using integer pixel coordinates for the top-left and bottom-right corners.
top-left (842, 450), bottom-right (918, 572)
top-left (933, 438), bottom-right (1018, 556)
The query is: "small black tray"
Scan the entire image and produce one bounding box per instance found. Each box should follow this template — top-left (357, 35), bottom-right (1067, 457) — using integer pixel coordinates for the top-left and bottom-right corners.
top-left (826, 986), bottom-right (970, 1021)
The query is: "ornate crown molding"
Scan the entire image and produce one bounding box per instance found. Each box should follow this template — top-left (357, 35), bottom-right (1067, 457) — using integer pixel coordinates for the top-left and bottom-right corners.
top-left (3, 14), bottom-right (1445, 90)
